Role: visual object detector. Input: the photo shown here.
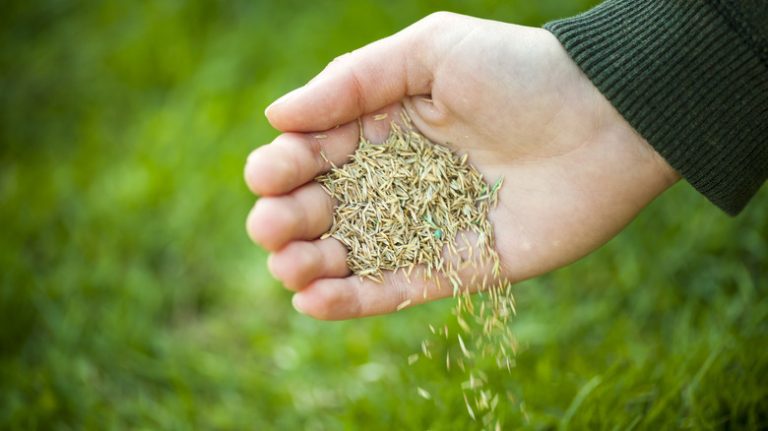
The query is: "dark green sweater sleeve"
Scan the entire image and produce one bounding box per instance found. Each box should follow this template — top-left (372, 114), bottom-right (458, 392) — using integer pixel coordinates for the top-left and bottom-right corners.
top-left (544, 0), bottom-right (768, 215)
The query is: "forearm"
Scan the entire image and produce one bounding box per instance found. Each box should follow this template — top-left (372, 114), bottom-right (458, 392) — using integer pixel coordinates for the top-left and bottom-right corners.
top-left (545, 0), bottom-right (768, 215)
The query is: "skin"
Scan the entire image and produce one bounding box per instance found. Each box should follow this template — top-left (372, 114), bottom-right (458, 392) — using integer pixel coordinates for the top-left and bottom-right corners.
top-left (244, 12), bottom-right (680, 320)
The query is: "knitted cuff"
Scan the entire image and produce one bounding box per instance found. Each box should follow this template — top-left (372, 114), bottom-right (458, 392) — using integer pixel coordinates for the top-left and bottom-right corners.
top-left (545, 0), bottom-right (768, 215)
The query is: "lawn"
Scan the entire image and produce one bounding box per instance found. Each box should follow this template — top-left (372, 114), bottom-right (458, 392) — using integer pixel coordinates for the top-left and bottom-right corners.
top-left (1, 1), bottom-right (766, 429)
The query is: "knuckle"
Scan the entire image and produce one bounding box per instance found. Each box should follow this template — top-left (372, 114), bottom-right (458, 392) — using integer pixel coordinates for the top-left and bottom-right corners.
top-left (270, 245), bottom-right (305, 290)
top-left (279, 136), bottom-right (310, 179)
top-left (330, 52), bottom-right (353, 66)
top-left (325, 241), bottom-right (349, 275)
top-left (279, 133), bottom-right (327, 181)
top-left (296, 185), bottom-right (330, 237)
top-left (309, 294), bottom-right (334, 320)
top-left (408, 11), bottom-right (463, 63)
top-left (303, 136), bottom-right (326, 172)
top-left (389, 274), bottom-right (412, 305)
top-left (304, 242), bottom-right (324, 274)
top-left (343, 64), bottom-right (367, 115)
top-left (420, 11), bottom-right (457, 28)
top-left (281, 195), bottom-right (307, 239)
top-left (287, 244), bottom-right (321, 287)
top-left (284, 200), bottom-right (304, 236)
top-left (310, 282), bottom-right (358, 321)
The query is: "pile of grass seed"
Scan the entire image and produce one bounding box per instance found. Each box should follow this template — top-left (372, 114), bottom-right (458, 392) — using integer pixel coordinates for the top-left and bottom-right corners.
top-left (316, 115), bottom-right (516, 425)
top-left (316, 118), bottom-right (502, 282)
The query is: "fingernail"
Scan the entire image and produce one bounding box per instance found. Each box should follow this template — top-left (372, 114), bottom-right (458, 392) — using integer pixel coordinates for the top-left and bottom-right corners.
top-left (292, 293), bottom-right (308, 315)
top-left (265, 86), bottom-right (305, 115)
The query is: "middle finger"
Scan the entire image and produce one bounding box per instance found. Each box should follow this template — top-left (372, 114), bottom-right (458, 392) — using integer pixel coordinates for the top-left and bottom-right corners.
top-left (246, 182), bottom-right (335, 251)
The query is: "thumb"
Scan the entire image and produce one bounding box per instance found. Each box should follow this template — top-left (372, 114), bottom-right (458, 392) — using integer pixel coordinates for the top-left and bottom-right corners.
top-left (264, 13), bottom-right (456, 132)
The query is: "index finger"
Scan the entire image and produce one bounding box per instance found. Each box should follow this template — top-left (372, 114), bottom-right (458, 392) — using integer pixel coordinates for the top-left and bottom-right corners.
top-left (245, 103), bottom-right (409, 196)
top-left (262, 13), bottom-right (466, 132)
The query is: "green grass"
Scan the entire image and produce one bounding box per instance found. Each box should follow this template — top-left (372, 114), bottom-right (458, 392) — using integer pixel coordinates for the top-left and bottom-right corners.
top-left (1, 1), bottom-right (766, 429)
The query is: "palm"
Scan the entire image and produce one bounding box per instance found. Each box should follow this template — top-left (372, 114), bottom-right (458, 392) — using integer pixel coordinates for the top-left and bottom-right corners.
top-left (245, 14), bottom-right (678, 319)
top-left (405, 23), bottom-right (671, 284)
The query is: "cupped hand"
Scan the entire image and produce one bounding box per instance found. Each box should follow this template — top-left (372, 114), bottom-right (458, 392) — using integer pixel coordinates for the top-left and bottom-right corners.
top-left (244, 12), bottom-right (679, 320)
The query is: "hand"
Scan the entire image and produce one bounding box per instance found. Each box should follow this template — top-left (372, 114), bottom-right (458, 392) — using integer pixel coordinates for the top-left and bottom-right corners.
top-left (244, 12), bottom-right (680, 320)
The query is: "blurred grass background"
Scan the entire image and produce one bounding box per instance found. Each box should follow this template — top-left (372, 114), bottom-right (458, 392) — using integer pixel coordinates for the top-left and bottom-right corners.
top-left (1, 0), bottom-right (766, 429)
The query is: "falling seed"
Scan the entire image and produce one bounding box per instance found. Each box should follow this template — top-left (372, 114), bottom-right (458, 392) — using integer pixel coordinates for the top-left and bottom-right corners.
top-left (457, 315), bottom-right (471, 333)
top-left (464, 393), bottom-right (476, 420)
top-left (458, 334), bottom-right (471, 358)
top-left (421, 340), bottom-right (432, 359)
top-left (313, 112), bottom-right (515, 423)
top-left (417, 387), bottom-right (432, 400)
